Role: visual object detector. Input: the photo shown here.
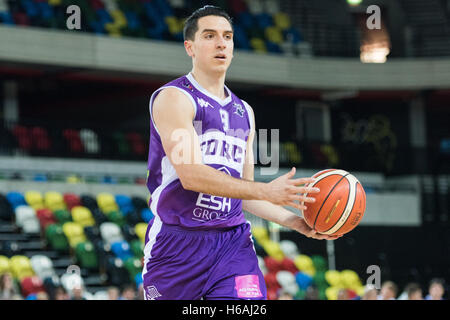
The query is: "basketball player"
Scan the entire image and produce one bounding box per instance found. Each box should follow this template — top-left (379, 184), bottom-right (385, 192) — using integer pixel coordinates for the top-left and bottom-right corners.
top-left (142, 6), bottom-right (340, 300)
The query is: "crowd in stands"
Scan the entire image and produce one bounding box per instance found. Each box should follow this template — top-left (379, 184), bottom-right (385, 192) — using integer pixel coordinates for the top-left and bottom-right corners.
top-left (0, 0), bottom-right (305, 55)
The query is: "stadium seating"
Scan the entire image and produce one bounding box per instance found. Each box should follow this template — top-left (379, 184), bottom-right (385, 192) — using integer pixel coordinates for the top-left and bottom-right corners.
top-left (0, 0), bottom-right (305, 57)
top-left (62, 222), bottom-right (87, 248)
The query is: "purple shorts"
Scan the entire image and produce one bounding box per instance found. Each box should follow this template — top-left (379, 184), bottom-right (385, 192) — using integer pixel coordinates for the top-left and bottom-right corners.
top-left (142, 221), bottom-right (267, 300)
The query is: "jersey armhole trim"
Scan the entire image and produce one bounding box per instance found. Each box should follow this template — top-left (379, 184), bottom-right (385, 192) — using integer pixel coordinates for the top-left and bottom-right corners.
top-left (241, 100), bottom-right (255, 132)
top-left (149, 86), bottom-right (198, 137)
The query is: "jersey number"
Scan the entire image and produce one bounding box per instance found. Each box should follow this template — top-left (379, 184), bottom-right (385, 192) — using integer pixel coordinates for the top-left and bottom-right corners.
top-left (219, 109), bottom-right (229, 132)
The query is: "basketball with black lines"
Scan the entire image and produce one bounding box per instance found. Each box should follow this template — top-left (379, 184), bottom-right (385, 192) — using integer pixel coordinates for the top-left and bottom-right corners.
top-left (301, 169), bottom-right (366, 236)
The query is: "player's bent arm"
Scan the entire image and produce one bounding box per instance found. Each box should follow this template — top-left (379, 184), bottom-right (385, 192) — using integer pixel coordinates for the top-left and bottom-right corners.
top-left (153, 88), bottom-right (269, 201)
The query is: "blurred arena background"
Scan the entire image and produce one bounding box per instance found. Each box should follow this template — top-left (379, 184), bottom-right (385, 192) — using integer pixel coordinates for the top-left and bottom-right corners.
top-left (0, 0), bottom-right (449, 301)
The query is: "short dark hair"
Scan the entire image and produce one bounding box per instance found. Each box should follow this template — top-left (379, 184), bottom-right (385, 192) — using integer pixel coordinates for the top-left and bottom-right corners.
top-left (183, 5), bottom-right (233, 41)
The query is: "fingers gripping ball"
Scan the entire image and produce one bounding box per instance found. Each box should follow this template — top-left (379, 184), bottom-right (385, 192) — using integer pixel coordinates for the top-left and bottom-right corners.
top-left (301, 169), bottom-right (366, 236)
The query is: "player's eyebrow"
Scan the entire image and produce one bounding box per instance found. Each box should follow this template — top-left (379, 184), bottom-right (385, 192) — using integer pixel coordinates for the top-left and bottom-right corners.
top-left (201, 29), bottom-right (233, 34)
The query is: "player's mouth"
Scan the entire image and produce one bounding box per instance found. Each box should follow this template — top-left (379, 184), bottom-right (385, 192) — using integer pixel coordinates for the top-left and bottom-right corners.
top-left (214, 54), bottom-right (227, 60)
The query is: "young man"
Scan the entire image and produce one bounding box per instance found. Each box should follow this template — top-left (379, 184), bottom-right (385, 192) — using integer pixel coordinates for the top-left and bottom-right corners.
top-left (142, 6), bottom-right (340, 300)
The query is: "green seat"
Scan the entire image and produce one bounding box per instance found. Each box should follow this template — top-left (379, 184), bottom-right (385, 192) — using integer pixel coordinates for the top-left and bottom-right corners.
top-left (75, 241), bottom-right (98, 270)
top-left (113, 132), bottom-right (130, 155)
top-left (295, 288), bottom-right (306, 300)
top-left (107, 210), bottom-right (126, 227)
top-left (130, 239), bottom-right (144, 259)
top-left (54, 209), bottom-right (72, 224)
top-left (124, 257), bottom-right (142, 282)
top-left (312, 255), bottom-right (327, 272)
top-left (45, 224), bottom-right (69, 252)
top-left (313, 271), bottom-right (328, 288)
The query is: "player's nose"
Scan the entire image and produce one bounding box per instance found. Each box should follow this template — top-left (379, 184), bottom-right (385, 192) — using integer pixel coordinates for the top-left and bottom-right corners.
top-left (216, 36), bottom-right (227, 49)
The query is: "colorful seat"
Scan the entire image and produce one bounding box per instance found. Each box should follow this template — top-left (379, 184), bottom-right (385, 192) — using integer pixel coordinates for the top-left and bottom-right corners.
top-left (107, 210), bottom-right (126, 227)
top-left (62, 222), bottom-right (87, 248)
top-left (36, 208), bottom-right (57, 230)
top-left (24, 191), bottom-right (44, 210)
top-left (71, 206), bottom-right (95, 227)
top-left (6, 191), bottom-right (26, 209)
top-left (124, 256), bottom-right (143, 282)
top-left (10, 255), bottom-right (34, 281)
top-left (79, 129), bottom-right (100, 154)
top-left (114, 194), bottom-right (134, 215)
top-left (45, 224), bottom-right (69, 251)
top-left (111, 240), bottom-right (133, 261)
top-left (75, 241), bottom-right (98, 269)
top-left (14, 205), bottom-right (38, 231)
top-left (20, 276), bottom-right (45, 297)
top-left (100, 222), bottom-right (124, 245)
top-left (44, 191), bottom-right (66, 211)
top-left (96, 192), bottom-right (118, 214)
top-left (134, 222), bottom-right (147, 243)
top-left (53, 209), bottom-right (72, 224)
top-left (30, 255), bottom-right (55, 279)
top-left (130, 239), bottom-right (144, 259)
top-left (63, 193), bottom-right (81, 210)
top-left (141, 208), bottom-right (154, 223)
top-left (273, 12), bottom-right (291, 31)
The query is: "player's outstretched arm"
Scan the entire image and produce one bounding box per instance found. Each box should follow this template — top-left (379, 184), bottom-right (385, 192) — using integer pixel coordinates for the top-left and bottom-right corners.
top-left (241, 103), bottom-right (341, 240)
top-left (152, 88), bottom-right (306, 203)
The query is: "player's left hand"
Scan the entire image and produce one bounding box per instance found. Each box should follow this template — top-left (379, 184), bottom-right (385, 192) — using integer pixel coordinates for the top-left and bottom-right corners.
top-left (291, 217), bottom-right (342, 240)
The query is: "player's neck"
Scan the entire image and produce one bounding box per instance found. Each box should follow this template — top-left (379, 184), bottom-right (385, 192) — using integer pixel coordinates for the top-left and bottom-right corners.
top-left (190, 68), bottom-right (228, 100)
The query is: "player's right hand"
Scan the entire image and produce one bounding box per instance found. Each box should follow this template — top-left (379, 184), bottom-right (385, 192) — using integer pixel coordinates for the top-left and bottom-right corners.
top-left (264, 167), bottom-right (320, 211)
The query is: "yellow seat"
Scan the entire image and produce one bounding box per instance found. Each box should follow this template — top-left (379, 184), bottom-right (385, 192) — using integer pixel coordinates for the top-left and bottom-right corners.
top-left (325, 270), bottom-right (342, 287)
top-left (97, 193), bottom-right (119, 214)
top-left (0, 255), bottom-right (11, 275)
top-left (135, 223), bottom-right (148, 243)
top-left (294, 254), bottom-right (313, 271)
top-left (261, 240), bottom-right (284, 262)
top-left (110, 9), bottom-right (127, 28)
top-left (341, 269), bottom-right (361, 288)
top-left (265, 26), bottom-right (284, 44)
top-left (250, 38), bottom-right (267, 53)
top-left (48, 0), bottom-right (62, 5)
top-left (325, 286), bottom-right (341, 300)
top-left (71, 206), bottom-right (95, 227)
top-left (10, 255), bottom-right (34, 280)
top-left (62, 222), bottom-right (87, 248)
top-left (25, 191), bottom-right (44, 210)
top-left (165, 16), bottom-right (183, 34)
top-left (44, 191), bottom-right (66, 211)
top-left (251, 226), bottom-right (269, 244)
top-left (274, 12), bottom-right (292, 30)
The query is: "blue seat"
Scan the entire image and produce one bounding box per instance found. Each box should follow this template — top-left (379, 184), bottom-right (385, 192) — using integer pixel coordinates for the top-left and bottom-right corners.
top-left (266, 41), bottom-right (283, 53)
top-left (255, 13), bottom-right (273, 29)
top-left (141, 208), bottom-right (154, 223)
top-left (233, 24), bottom-right (251, 50)
top-left (111, 240), bottom-right (133, 261)
top-left (135, 272), bottom-right (143, 288)
top-left (115, 195), bottom-right (134, 216)
top-left (6, 192), bottom-right (26, 209)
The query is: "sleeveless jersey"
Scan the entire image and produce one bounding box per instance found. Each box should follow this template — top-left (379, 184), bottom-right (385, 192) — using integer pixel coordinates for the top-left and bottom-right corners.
top-left (146, 72), bottom-right (254, 230)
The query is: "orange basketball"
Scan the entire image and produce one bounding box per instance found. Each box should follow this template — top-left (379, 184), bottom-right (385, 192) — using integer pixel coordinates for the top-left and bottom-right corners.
top-left (301, 169), bottom-right (366, 236)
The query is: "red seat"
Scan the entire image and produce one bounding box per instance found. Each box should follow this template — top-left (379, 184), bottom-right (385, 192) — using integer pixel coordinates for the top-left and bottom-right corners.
top-left (31, 127), bottom-right (51, 151)
top-left (12, 125), bottom-right (32, 150)
top-left (63, 129), bottom-right (84, 153)
top-left (280, 257), bottom-right (298, 274)
top-left (63, 193), bottom-right (81, 210)
top-left (126, 132), bottom-right (146, 156)
top-left (264, 256), bottom-right (282, 273)
top-left (36, 209), bottom-right (57, 230)
top-left (20, 276), bottom-right (45, 297)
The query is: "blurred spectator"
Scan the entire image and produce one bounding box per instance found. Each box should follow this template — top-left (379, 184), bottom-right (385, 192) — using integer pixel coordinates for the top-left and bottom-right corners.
top-left (337, 289), bottom-right (349, 300)
top-left (378, 281), bottom-right (398, 300)
top-left (277, 289), bottom-right (294, 300)
top-left (0, 272), bottom-right (22, 300)
top-left (305, 286), bottom-right (319, 300)
top-left (71, 285), bottom-right (87, 300)
top-left (425, 278), bottom-right (445, 300)
top-left (107, 286), bottom-right (120, 300)
top-left (362, 284), bottom-right (378, 300)
top-left (405, 283), bottom-right (423, 300)
top-left (53, 286), bottom-right (69, 300)
top-left (136, 283), bottom-right (144, 300)
top-left (119, 284), bottom-right (136, 300)
top-left (36, 291), bottom-right (49, 300)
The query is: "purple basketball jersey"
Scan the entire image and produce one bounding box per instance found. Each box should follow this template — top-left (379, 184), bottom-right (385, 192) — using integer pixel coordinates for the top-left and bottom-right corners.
top-left (145, 73), bottom-right (253, 232)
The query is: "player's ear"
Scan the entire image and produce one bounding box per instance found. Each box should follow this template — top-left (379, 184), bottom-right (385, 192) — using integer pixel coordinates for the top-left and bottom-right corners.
top-left (184, 40), bottom-right (194, 58)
